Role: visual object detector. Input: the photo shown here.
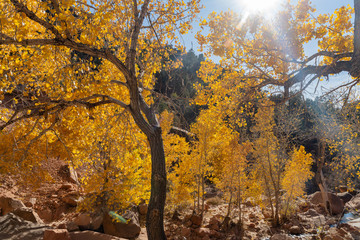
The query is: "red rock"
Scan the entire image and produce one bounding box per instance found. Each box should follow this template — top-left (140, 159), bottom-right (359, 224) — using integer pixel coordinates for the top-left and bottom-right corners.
top-left (61, 191), bottom-right (80, 207)
top-left (309, 191), bottom-right (344, 215)
top-left (53, 204), bottom-right (68, 220)
top-left (180, 227), bottom-right (191, 237)
top-left (184, 220), bottom-right (192, 227)
top-left (43, 229), bottom-right (71, 240)
top-left (69, 230), bottom-right (124, 240)
top-left (57, 221), bottom-right (79, 232)
top-left (0, 196), bottom-right (25, 215)
top-left (91, 214), bottom-right (104, 230)
top-left (138, 203), bottom-right (148, 215)
top-left (74, 213), bottom-right (92, 229)
top-left (103, 212), bottom-right (140, 239)
top-left (12, 207), bottom-right (44, 224)
top-left (37, 207), bottom-right (53, 223)
top-left (190, 214), bottom-right (202, 226)
top-left (209, 216), bottom-right (220, 226)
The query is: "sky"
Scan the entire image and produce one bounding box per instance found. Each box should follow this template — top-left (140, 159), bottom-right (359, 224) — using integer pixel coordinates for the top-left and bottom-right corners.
top-left (183, 0), bottom-right (350, 52)
top-left (181, 0), bottom-right (354, 98)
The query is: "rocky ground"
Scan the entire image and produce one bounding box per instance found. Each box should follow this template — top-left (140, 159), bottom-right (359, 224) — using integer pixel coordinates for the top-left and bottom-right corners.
top-left (1, 158), bottom-right (360, 240)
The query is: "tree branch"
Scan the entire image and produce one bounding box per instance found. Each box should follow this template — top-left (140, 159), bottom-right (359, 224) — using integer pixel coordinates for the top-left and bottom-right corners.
top-left (10, 0), bottom-right (62, 39)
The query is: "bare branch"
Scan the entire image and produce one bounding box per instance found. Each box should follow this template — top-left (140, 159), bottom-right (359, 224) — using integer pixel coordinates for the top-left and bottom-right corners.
top-left (0, 37), bottom-right (60, 46)
top-left (110, 80), bottom-right (129, 89)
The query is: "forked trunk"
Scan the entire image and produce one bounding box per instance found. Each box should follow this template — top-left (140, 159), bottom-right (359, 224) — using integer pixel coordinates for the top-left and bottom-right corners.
top-left (146, 127), bottom-right (167, 240)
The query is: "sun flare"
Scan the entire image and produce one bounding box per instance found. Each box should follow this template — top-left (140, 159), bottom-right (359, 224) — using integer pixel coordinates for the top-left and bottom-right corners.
top-left (238, 0), bottom-right (283, 14)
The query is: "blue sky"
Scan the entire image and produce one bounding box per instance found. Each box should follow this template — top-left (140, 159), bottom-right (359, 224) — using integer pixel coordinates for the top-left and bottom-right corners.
top-left (182, 0), bottom-right (350, 52)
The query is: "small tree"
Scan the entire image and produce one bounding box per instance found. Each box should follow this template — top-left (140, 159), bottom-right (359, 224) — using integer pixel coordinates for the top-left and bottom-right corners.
top-left (218, 138), bottom-right (252, 231)
top-left (251, 101), bottom-right (313, 224)
top-left (282, 146), bottom-right (313, 217)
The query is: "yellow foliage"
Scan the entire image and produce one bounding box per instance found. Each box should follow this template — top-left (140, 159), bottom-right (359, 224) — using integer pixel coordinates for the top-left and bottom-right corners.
top-left (282, 146), bottom-right (313, 214)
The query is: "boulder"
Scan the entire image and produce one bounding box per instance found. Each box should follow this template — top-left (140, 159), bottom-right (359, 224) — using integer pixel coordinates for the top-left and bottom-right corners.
top-left (69, 231), bottom-right (125, 240)
top-left (347, 218), bottom-right (360, 229)
top-left (339, 223), bottom-right (360, 239)
top-left (298, 209), bottom-right (326, 228)
top-left (56, 221), bottom-right (79, 232)
top-left (74, 213), bottom-right (92, 230)
top-left (61, 191), bottom-right (80, 207)
top-left (91, 214), bottom-right (104, 230)
top-left (190, 214), bottom-right (203, 226)
top-left (0, 196), bottom-right (26, 215)
top-left (337, 192), bottom-right (353, 204)
top-left (37, 207), bottom-right (53, 223)
top-left (0, 213), bottom-right (49, 240)
top-left (103, 212), bottom-right (141, 239)
top-left (309, 191), bottom-right (344, 215)
top-left (43, 229), bottom-right (71, 240)
top-left (289, 225), bottom-right (302, 235)
top-left (12, 207), bottom-right (44, 224)
top-left (346, 193), bottom-right (360, 211)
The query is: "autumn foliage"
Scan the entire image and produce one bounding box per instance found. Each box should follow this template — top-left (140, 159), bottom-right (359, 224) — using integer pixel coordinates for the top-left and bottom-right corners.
top-left (1, 0), bottom-right (360, 237)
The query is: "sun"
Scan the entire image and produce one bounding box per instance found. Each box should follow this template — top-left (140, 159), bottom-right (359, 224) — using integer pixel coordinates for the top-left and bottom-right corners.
top-left (238, 0), bottom-right (283, 14)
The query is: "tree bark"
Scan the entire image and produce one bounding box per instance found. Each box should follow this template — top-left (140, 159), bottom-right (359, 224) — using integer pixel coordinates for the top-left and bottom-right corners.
top-left (315, 139), bottom-right (331, 215)
top-left (351, 0), bottom-right (360, 77)
top-left (146, 126), bottom-right (167, 240)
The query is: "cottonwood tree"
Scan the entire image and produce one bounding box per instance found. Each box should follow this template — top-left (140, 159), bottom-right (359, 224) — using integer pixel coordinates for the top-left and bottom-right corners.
top-left (0, 0), bottom-right (201, 239)
top-left (250, 101), bottom-right (313, 224)
top-left (197, 0), bottom-right (360, 215)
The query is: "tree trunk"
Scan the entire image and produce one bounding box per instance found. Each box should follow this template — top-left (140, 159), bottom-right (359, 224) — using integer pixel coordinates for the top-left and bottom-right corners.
top-left (315, 139), bottom-right (331, 215)
top-left (351, 0), bottom-right (360, 77)
top-left (146, 126), bottom-right (167, 240)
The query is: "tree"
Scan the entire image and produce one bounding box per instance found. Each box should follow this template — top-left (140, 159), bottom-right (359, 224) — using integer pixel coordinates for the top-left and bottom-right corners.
top-left (218, 138), bottom-right (251, 234)
top-left (0, 0), bottom-right (201, 239)
top-left (250, 101), bottom-right (313, 224)
top-left (197, 0), bottom-right (360, 216)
